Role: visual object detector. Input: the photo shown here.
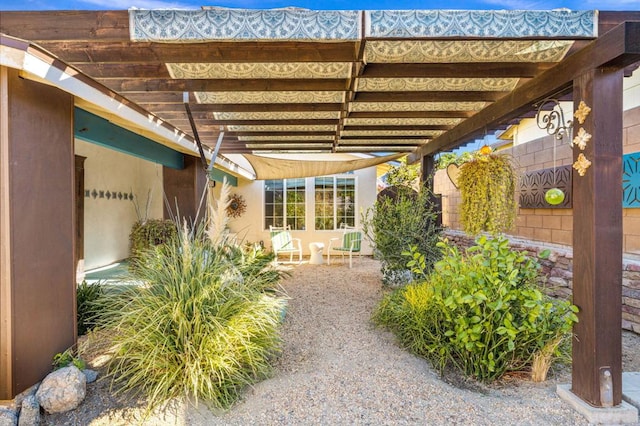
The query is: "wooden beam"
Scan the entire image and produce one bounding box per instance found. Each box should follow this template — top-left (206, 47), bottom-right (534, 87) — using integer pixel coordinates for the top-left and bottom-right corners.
top-left (201, 119), bottom-right (339, 127)
top-left (360, 62), bottom-right (554, 78)
top-left (347, 111), bottom-right (475, 119)
top-left (571, 67), bottom-right (624, 408)
top-left (106, 78), bottom-right (348, 92)
top-left (132, 99), bottom-right (344, 112)
top-left (36, 41), bottom-right (360, 63)
top-left (354, 91), bottom-right (506, 102)
top-left (228, 139), bottom-right (332, 145)
top-left (75, 63), bottom-right (172, 78)
top-left (228, 131), bottom-right (335, 137)
top-left (0, 10), bottom-right (130, 41)
top-left (412, 21), bottom-right (640, 158)
top-left (344, 125), bottom-right (452, 131)
top-left (341, 135), bottom-right (428, 140)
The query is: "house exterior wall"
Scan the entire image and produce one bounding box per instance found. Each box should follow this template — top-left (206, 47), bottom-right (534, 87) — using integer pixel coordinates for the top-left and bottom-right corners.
top-left (75, 139), bottom-right (163, 271)
top-left (227, 166), bottom-right (377, 256)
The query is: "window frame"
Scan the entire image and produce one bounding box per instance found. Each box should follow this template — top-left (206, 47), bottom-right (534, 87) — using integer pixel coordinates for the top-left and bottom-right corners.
top-left (314, 175), bottom-right (357, 231)
top-left (263, 178), bottom-right (307, 231)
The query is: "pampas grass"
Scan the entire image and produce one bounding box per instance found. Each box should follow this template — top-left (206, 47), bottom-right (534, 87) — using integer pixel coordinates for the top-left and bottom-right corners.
top-left (207, 178), bottom-right (231, 247)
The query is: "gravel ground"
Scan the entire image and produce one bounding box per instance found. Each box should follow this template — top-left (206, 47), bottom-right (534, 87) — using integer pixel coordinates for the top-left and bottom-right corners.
top-left (44, 257), bottom-right (640, 425)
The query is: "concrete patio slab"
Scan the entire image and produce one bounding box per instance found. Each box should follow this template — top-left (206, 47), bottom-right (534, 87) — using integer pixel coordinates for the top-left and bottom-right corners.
top-left (623, 372), bottom-right (640, 411)
top-left (557, 383), bottom-right (639, 424)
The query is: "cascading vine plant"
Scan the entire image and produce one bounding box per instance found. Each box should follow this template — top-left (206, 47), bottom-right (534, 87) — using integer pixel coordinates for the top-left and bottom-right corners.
top-left (457, 152), bottom-right (517, 235)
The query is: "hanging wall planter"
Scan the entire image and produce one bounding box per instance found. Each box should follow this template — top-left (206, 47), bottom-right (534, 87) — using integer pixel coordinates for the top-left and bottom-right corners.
top-left (458, 152), bottom-right (517, 235)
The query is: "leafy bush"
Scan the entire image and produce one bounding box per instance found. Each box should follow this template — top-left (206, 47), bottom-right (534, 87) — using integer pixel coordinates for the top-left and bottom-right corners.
top-left (128, 219), bottom-right (177, 263)
top-left (362, 185), bottom-right (441, 286)
top-left (53, 349), bottom-right (86, 370)
top-left (76, 280), bottom-right (104, 336)
top-left (374, 236), bottom-right (578, 382)
top-left (435, 151), bottom-right (477, 170)
top-left (96, 225), bottom-right (287, 411)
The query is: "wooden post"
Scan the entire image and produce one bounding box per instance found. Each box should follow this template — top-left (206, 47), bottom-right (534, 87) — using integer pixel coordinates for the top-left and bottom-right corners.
top-left (421, 154), bottom-right (442, 227)
top-left (0, 67), bottom-right (76, 399)
top-left (571, 66), bottom-right (624, 406)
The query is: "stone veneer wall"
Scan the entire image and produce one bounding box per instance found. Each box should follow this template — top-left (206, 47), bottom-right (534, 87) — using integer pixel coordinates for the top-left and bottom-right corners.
top-left (443, 229), bottom-right (640, 334)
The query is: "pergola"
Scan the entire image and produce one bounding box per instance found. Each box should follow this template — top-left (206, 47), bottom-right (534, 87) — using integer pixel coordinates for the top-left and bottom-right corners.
top-left (1, 8), bottom-right (640, 417)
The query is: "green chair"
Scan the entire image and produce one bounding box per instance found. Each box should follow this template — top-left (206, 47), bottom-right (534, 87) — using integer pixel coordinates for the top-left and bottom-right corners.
top-left (328, 225), bottom-right (362, 268)
top-left (269, 225), bottom-right (302, 265)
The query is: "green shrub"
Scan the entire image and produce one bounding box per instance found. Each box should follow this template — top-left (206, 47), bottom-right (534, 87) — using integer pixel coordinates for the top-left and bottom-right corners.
top-left (128, 219), bottom-right (177, 264)
top-left (374, 236), bottom-right (578, 382)
top-left (76, 280), bottom-right (104, 336)
top-left (96, 225), bottom-right (287, 411)
top-left (362, 186), bottom-right (441, 286)
top-left (53, 349), bottom-right (86, 371)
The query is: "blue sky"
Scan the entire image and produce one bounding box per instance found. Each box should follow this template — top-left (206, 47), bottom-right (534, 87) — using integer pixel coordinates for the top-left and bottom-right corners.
top-left (2, 0), bottom-right (638, 11)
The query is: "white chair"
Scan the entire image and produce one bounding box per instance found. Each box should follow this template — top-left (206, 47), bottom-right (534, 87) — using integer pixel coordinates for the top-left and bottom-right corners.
top-left (327, 225), bottom-right (362, 268)
top-left (269, 225), bottom-right (302, 265)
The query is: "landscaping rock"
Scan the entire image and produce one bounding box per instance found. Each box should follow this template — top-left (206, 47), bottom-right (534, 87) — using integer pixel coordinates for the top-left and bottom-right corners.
top-left (17, 395), bottom-right (39, 426)
top-left (0, 407), bottom-right (17, 426)
top-left (35, 366), bottom-right (86, 414)
top-left (82, 369), bottom-right (98, 384)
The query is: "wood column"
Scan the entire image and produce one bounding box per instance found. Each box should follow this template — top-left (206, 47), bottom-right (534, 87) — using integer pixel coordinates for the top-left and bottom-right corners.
top-left (163, 155), bottom-right (207, 225)
top-left (421, 154), bottom-right (442, 227)
top-left (0, 67), bottom-right (76, 399)
top-left (571, 67), bottom-right (624, 407)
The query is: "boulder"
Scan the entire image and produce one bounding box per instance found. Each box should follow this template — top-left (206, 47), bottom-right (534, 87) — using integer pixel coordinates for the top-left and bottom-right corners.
top-left (35, 366), bottom-right (86, 414)
top-left (83, 369), bottom-right (98, 384)
top-left (17, 395), bottom-right (39, 426)
top-left (0, 408), bottom-right (17, 426)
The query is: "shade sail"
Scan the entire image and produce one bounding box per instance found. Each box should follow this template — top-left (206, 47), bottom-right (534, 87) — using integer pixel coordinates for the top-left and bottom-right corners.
top-left (243, 153), bottom-right (405, 180)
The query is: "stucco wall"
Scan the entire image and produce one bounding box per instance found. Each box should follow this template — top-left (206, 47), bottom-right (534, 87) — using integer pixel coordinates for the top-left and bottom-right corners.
top-left (227, 166), bottom-right (377, 256)
top-left (75, 140), bottom-right (163, 270)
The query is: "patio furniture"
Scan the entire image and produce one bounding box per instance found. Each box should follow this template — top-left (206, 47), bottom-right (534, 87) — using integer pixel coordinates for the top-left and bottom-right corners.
top-left (327, 225), bottom-right (362, 268)
top-left (309, 242), bottom-right (325, 265)
top-left (269, 225), bottom-right (302, 265)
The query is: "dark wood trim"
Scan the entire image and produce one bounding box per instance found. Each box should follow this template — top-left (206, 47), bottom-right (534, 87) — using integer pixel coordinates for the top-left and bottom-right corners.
top-left (571, 67), bottom-right (624, 407)
top-left (343, 125), bottom-right (452, 131)
top-left (36, 41), bottom-right (360, 63)
top-left (347, 111), bottom-right (475, 119)
top-left (74, 156), bottom-right (86, 273)
top-left (360, 62), bottom-right (554, 78)
top-left (106, 78), bottom-right (348, 92)
top-left (354, 91), bottom-right (507, 102)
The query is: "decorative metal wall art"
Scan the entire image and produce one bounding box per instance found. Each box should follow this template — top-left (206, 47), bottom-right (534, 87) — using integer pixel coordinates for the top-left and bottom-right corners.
top-left (227, 193), bottom-right (247, 218)
top-left (623, 153), bottom-right (640, 208)
top-left (85, 189), bottom-right (134, 201)
top-left (519, 165), bottom-right (572, 209)
top-left (535, 98), bottom-right (573, 141)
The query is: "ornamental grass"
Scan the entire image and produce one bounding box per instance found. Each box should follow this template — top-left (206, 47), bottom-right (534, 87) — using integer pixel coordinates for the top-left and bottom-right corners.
top-left (96, 181), bottom-right (287, 412)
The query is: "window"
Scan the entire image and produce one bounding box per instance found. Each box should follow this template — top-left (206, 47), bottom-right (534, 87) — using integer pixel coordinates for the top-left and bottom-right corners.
top-left (264, 179), bottom-right (306, 230)
top-left (315, 177), bottom-right (356, 230)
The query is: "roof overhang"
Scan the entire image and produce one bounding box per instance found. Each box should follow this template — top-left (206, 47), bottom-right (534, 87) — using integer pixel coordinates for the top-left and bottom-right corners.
top-left (0, 33), bottom-right (256, 180)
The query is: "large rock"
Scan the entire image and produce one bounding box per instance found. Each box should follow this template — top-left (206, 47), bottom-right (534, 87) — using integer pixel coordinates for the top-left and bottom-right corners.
top-left (0, 407), bottom-right (17, 426)
top-left (35, 366), bottom-right (86, 414)
top-left (17, 395), bottom-right (39, 426)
